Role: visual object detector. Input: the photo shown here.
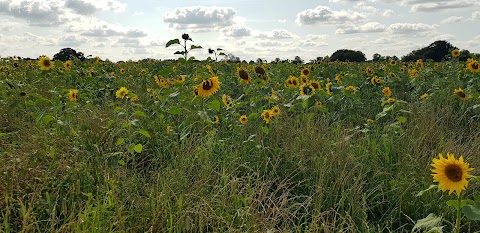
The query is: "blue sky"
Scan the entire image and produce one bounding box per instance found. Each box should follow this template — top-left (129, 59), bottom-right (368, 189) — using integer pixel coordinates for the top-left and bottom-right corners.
top-left (0, 0), bottom-right (479, 62)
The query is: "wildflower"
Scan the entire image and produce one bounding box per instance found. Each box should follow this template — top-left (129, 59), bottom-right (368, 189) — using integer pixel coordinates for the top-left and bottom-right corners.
top-left (300, 83), bottom-right (315, 97)
top-left (386, 98), bottom-right (395, 104)
top-left (262, 110), bottom-right (272, 124)
top-left (454, 88), bottom-right (470, 100)
top-left (420, 93), bottom-right (429, 100)
top-left (451, 49), bottom-right (460, 57)
top-left (285, 76), bottom-right (299, 88)
top-left (467, 60), bottom-right (479, 73)
top-left (271, 106), bottom-right (281, 116)
top-left (365, 67), bottom-right (375, 76)
top-left (64, 60), bottom-right (72, 71)
top-left (309, 80), bottom-right (321, 90)
top-left (382, 87), bottom-right (392, 97)
top-left (237, 67), bottom-right (252, 84)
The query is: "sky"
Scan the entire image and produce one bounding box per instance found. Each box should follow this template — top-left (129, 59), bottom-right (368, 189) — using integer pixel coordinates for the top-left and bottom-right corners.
top-left (0, 0), bottom-right (479, 62)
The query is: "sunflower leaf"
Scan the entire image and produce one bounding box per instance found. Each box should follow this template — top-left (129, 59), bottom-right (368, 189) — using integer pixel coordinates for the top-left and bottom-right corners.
top-left (165, 39), bottom-right (180, 48)
top-left (207, 98), bottom-right (221, 111)
top-left (190, 45), bottom-right (202, 50)
top-left (139, 130), bottom-right (151, 138)
top-left (115, 138), bottom-right (125, 146)
top-left (133, 144), bottom-right (143, 153)
top-left (463, 203), bottom-right (480, 220)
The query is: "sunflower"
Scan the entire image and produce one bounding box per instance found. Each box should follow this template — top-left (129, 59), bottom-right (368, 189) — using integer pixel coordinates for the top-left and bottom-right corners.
top-left (416, 59), bottom-right (424, 69)
top-left (409, 69), bottom-right (418, 78)
top-left (39, 56), bottom-right (54, 71)
top-left (345, 85), bottom-right (359, 91)
top-left (301, 68), bottom-right (310, 77)
top-left (222, 94), bottom-right (233, 107)
top-left (467, 60), bottom-right (479, 73)
top-left (239, 115), bottom-right (248, 124)
top-left (120, 68), bottom-right (126, 74)
top-left (325, 82), bottom-right (333, 96)
top-left (285, 76), bottom-right (299, 88)
top-left (68, 89), bottom-right (78, 102)
top-left (386, 98), bottom-right (395, 104)
top-left (262, 110), bottom-right (273, 124)
top-left (334, 75), bottom-right (342, 84)
top-left (300, 83), bottom-right (315, 97)
top-left (389, 60), bottom-right (397, 66)
top-left (367, 118), bottom-right (374, 123)
top-left (254, 66), bottom-right (266, 76)
top-left (382, 87), bottom-right (392, 97)
top-left (365, 67), bottom-right (374, 76)
top-left (420, 93), bottom-right (429, 100)
top-left (431, 152), bottom-right (474, 196)
top-left (197, 76), bottom-right (220, 98)
top-left (271, 106), bottom-right (280, 116)
top-left (213, 115), bottom-right (220, 124)
top-left (237, 67), bottom-right (251, 84)
top-left (205, 64), bottom-right (216, 76)
top-left (130, 95), bottom-right (139, 102)
top-left (64, 60), bottom-right (72, 71)
top-left (177, 75), bottom-right (186, 83)
top-left (451, 49), bottom-right (460, 57)
top-left (116, 87), bottom-right (128, 99)
top-left (454, 88), bottom-right (470, 100)
top-left (314, 101), bottom-right (322, 108)
top-left (301, 75), bottom-right (308, 84)
top-left (309, 80), bottom-right (321, 90)
top-left (166, 125), bottom-right (171, 134)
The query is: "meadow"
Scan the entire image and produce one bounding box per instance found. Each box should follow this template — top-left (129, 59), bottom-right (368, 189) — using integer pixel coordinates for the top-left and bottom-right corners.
top-left (1, 52), bottom-right (480, 232)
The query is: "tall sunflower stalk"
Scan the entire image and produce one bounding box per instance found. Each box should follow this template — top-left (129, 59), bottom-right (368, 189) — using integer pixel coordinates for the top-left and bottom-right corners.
top-left (165, 33), bottom-right (202, 76)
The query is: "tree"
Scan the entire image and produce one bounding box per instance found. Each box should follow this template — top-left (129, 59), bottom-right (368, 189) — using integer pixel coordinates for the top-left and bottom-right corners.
top-left (292, 56), bottom-right (304, 64)
top-left (53, 48), bottom-right (85, 61)
top-left (330, 49), bottom-right (366, 62)
top-left (372, 53), bottom-right (385, 62)
top-left (224, 53), bottom-right (240, 63)
top-left (402, 40), bottom-right (458, 62)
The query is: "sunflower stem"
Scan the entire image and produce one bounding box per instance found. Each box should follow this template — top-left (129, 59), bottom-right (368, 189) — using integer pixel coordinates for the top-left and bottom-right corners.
top-left (455, 193), bottom-right (462, 233)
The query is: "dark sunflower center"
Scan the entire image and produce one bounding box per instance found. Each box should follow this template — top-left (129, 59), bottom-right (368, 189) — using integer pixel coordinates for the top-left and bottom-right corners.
top-left (457, 91), bottom-right (466, 98)
top-left (311, 83), bottom-right (319, 89)
top-left (472, 63), bottom-right (479, 70)
top-left (303, 86), bottom-right (313, 95)
top-left (43, 60), bottom-right (51, 67)
top-left (292, 80), bottom-right (298, 86)
top-left (202, 79), bottom-right (213, 90)
top-left (445, 164), bottom-right (462, 182)
top-left (239, 70), bottom-right (249, 80)
top-left (302, 69), bottom-right (309, 76)
top-left (254, 67), bottom-right (265, 75)
top-left (72, 92), bottom-right (77, 98)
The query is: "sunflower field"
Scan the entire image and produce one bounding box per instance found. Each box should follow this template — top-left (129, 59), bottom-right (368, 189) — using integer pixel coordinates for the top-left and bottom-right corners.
top-left (1, 51), bottom-right (480, 232)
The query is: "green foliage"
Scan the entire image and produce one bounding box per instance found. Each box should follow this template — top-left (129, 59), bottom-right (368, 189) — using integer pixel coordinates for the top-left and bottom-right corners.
top-left (330, 49), bottom-right (366, 62)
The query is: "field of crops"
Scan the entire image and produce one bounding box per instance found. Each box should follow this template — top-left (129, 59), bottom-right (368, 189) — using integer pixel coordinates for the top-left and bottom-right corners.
top-left (1, 53), bottom-right (480, 232)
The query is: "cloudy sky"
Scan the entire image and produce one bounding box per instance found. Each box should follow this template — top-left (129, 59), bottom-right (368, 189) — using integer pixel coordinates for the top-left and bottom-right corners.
top-left (0, 0), bottom-right (479, 62)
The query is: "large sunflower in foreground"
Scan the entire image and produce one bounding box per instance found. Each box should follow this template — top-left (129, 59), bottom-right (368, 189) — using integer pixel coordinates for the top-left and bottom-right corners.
top-left (467, 60), bottom-right (479, 73)
top-left (431, 152), bottom-right (474, 196)
top-left (116, 87), bottom-right (128, 99)
top-left (197, 76), bottom-right (220, 98)
top-left (39, 56), bottom-right (54, 71)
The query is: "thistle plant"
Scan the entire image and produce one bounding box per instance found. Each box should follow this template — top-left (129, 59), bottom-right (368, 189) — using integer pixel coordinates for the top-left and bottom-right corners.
top-left (165, 33), bottom-right (202, 75)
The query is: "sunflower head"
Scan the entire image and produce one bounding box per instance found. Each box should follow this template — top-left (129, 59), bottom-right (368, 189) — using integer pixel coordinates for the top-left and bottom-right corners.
top-left (389, 60), bottom-right (397, 66)
top-left (116, 87), bottom-right (128, 99)
top-left (285, 76), bottom-right (299, 88)
top-left (271, 106), bottom-right (281, 116)
top-left (309, 80), bottom-right (321, 90)
top-left (237, 67), bottom-right (252, 84)
top-left (39, 56), bottom-right (54, 71)
top-left (197, 76), bottom-right (220, 98)
top-left (300, 84), bottom-right (315, 97)
top-left (382, 87), bottom-right (392, 97)
top-left (454, 88), bottom-right (470, 100)
top-left (451, 49), bottom-right (461, 57)
top-left (239, 115), bottom-right (248, 124)
top-left (177, 75), bottom-right (186, 83)
top-left (365, 67), bottom-right (374, 76)
top-left (301, 68), bottom-right (310, 77)
top-left (68, 89), bottom-right (78, 102)
top-left (254, 66), bottom-right (266, 76)
top-left (213, 115), bottom-right (220, 124)
top-left (467, 60), bottom-right (479, 73)
top-left (420, 93), bottom-right (429, 100)
top-left (262, 110), bottom-right (272, 124)
top-left (64, 60), bottom-right (72, 71)
top-left (120, 68), bottom-right (126, 74)
top-left (431, 152), bottom-right (474, 196)
top-left (386, 98), bottom-right (395, 104)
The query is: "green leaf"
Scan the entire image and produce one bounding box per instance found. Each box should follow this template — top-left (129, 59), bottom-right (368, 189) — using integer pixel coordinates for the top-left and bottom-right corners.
top-left (117, 159), bottom-right (125, 166)
top-left (262, 126), bottom-right (269, 134)
top-left (218, 52), bottom-right (226, 56)
top-left (42, 115), bottom-right (55, 124)
top-left (107, 120), bottom-right (115, 127)
top-left (114, 107), bottom-right (123, 113)
top-left (412, 213), bottom-right (443, 232)
top-left (115, 138), bottom-right (125, 146)
top-left (207, 98), bottom-right (221, 111)
top-left (416, 185), bottom-right (438, 196)
top-left (174, 51), bottom-right (186, 55)
top-left (134, 110), bottom-right (146, 117)
top-left (397, 116), bottom-right (407, 123)
top-left (190, 45), bottom-right (202, 50)
top-left (463, 203), bottom-right (480, 220)
top-left (446, 199), bottom-right (473, 209)
top-left (0, 132), bottom-right (7, 137)
top-left (139, 130), bottom-right (151, 138)
top-left (165, 39), bottom-right (180, 48)
top-left (168, 106), bottom-right (181, 115)
top-left (133, 144), bottom-right (143, 153)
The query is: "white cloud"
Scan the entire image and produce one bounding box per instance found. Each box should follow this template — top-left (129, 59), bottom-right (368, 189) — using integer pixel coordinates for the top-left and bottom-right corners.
top-left (299, 34), bottom-right (328, 47)
top-left (163, 6), bottom-right (237, 31)
top-left (122, 48), bottom-right (154, 55)
top-left (58, 34), bottom-right (88, 46)
top-left (125, 29), bottom-right (148, 38)
top-left (440, 16), bottom-right (462, 24)
top-left (387, 23), bottom-right (437, 34)
top-left (253, 29), bottom-right (297, 39)
top-left (221, 25), bottom-right (252, 37)
top-left (278, 19), bottom-right (286, 24)
top-left (382, 9), bottom-right (395, 17)
top-left (0, 0), bottom-right (64, 26)
top-left (296, 5), bottom-right (366, 25)
top-left (64, 0), bottom-right (96, 15)
top-left (432, 34), bottom-right (455, 41)
top-left (409, 0), bottom-right (477, 12)
top-left (472, 11), bottom-right (480, 20)
top-left (336, 22), bottom-right (387, 34)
